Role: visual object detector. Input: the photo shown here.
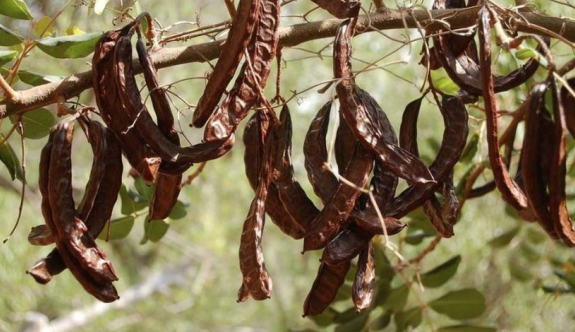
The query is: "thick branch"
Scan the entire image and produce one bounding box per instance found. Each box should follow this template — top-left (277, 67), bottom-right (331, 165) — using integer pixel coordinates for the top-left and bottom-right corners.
top-left (1, 7), bottom-right (574, 118)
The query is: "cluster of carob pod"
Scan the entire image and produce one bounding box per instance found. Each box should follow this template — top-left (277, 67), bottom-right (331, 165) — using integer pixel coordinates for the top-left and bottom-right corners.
top-left (22, 0), bottom-right (575, 316)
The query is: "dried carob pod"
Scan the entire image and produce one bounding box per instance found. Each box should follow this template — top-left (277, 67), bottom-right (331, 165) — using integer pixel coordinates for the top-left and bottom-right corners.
top-left (135, 33), bottom-right (182, 220)
top-left (192, 0), bottom-right (262, 127)
top-left (92, 24), bottom-right (161, 182)
top-left (244, 113), bottom-right (307, 239)
top-left (205, 0), bottom-right (281, 141)
top-left (352, 243), bottom-right (375, 312)
top-left (28, 124), bottom-right (119, 302)
top-left (238, 111), bottom-right (277, 300)
top-left (309, 0), bottom-right (361, 19)
top-left (333, 18), bottom-right (435, 185)
top-left (548, 79), bottom-right (575, 245)
top-left (303, 261), bottom-right (351, 317)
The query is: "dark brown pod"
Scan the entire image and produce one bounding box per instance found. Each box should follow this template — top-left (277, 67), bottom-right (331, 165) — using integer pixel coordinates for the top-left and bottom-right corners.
top-left (352, 243), bottom-right (375, 312)
top-left (303, 261), bottom-right (351, 316)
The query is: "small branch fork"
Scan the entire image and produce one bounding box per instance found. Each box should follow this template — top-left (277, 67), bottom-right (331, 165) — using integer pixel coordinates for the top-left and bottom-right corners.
top-left (2, 7), bottom-right (575, 118)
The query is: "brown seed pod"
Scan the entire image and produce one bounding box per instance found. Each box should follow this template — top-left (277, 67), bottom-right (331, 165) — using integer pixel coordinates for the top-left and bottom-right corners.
top-left (135, 34), bottom-right (183, 220)
top-left (92, 25), bottom-right (161, 182)
top-left (244, 113), bottom-right (307, 239)
top-left (303, 261), bottom-right (351, 316)
top-left (333, 19), bottom-right (435, 185)
top-left (309, 0), bottom-right (361, 19)
top-left (239, 113), bottom-right (276, 300)
top-left (549, 79), bottom-right (575, 245)
top-left (192, 0), bottom-right (263, 127)
top-left (352, 243), bottom-right (375, 312)
top-left (205, 0), bottom-right (281, 141)
top-left (28, 225), bottom-right (54, 246)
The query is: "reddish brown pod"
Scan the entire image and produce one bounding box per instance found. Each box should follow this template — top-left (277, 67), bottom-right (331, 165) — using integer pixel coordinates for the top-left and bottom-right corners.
top-left (303, 261), bottom-right (351, 316)
top-left (192, 0), bottom-right (262, 127)
top-left (352, 243), bottom-right (375, 312)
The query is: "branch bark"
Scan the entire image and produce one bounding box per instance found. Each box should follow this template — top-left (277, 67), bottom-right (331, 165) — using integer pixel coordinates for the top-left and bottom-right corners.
top-left (1, 7), bottom-right (574, 118)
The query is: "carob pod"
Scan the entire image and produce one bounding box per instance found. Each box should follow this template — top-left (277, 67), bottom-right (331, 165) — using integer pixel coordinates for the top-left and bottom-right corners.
top-left (352, 243), bottom-right (375, 312)
top-left (244, 113), bottom-right (307, 239)
top-left (135, 34), bottom-right (182, 220)
top-left (273, 106), bottom-right (318, 234)
top-left (549, 79), bottom-right (575, 245)
top-left (92, 24), bottom-right (161, 182)
top-left (303, 261), bottom-right (351, 317)
top-left (432, 1), bottom-right (545, 96)
top-left (398, 96), bottom-right (455, 237)
top-left (192, 0), bottom-right (262, 127)
top-left (333, 18), bottom-right (435, 185)
top-left (113, 32), bottom-right (236, 169)
top-left (309, 0), bottom-right (361, 19)
top-left (476, 7), bottom-right (533, 215)
top-left (521, 83), bottom-right (560, 239)
top-left (48, 122), bottom-right (118, 284)
top-left (28, 123), bottom-right (124, 282)
top-left (28, 127), bottom-right (118, 302)
top-left (386, 93), bottom-right (468, 221)
top-left (205, 0), bottom-right (281, 141)
top-left (238, 112), bottom-right (276, 300)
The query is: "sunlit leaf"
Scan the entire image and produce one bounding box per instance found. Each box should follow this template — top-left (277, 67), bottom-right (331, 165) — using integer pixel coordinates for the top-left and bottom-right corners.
top-left (0, 0), bottom-right (33, 20)
top-left (0, 23), bottom-right (23, 46)
top-left (18, 70), bottom-right (62, 86)
top-left (0, 50), bottom-right (17, 67)
top-left (145, 219), bottom-right (170, 242)
top-left (0, 133), bottom-right (22, 181)
top-left (429, 289), bottom-right (486, 320)
top-left (34, 16), bottom-right (54, 38)
top-left (65, 25), bottom-right (86, 36)
top-left (421, 255), bottom-right (461, 288)
top-left (36, 32), bottom-right (103, 59)
top-left (94, 0), bottom-right (112, 15)
top-left (515, 48), bottom-right (538, 60)
top-left (98, 216), bottom-right (135, 240)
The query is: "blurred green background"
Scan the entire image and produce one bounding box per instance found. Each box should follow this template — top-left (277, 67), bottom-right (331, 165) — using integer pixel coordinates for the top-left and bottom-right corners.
top-left (1, 0), bottom-right (575, 331)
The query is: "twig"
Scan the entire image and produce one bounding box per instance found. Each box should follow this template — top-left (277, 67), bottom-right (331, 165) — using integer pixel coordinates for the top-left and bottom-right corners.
top-left (2, 7), bottom-right (575, 117)
top-left (182, 162), bottom-right (207, 186)
top-left (224, 0), bottom-right (237, 18)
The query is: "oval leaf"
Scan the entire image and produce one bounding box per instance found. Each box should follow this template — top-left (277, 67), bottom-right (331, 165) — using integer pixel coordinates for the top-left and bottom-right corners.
top-left (421, 255), bottom-right (462, 288)
top-left (515, 48), bottom-right (538, 61)
top-left (429, 289), bottom-right (486, 320)
top-left (395, 307), bottom-right (422, 332)
top-left (17, 108), bottom-right (55, 139)
top-left (0, 23), bottom-right (23, 46)
top-left (369, 310), bottom-right (392, 331)
top-left (0, 50), bottom-right (17, 66)
top-left (145, 219), bottom-right (170, 242)
top-left (0, 0), bottom-right (33, 20)
top-left (383, 284), bottom-right (409, 312)
top-left (489, 227), bottom-right (520, 248)
top-left (168, 200), bottom-right (188, 220)
top-left (36, 32), bottom-right (103, 59)
top-left (18, 70), bottom-right (62, 86)
top-left (308, 307), bottom-right (338, 327)
top-left (34, 16), bottom-right (54, 38)
top-left (437, 326), bottom-right (496, 332)
top-left (334, 311), bottom-right (369, 332)
top-left (99, 216), bottom-right (135, 240)
top-left (0, 133), bottom-right (22, 181)
top-left (120, 184), bottom-right (149, 215)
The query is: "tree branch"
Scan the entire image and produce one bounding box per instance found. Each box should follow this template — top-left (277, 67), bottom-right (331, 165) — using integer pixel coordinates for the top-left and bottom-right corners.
top-left (1, 7), bottom-right (574, 118)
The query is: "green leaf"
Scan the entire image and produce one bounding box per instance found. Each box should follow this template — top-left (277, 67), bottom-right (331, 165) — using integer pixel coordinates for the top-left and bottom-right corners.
top-left (434, 77), bottom-right (459, 95)
top-left (333, 307), bottom-right (358, 324)
top-left (308, 307), bottom-right (338, 327)
top-left (334, 283), bottom-right (352, 303)
top-left (369, 310), bottom-right (392, 331)
top-left (36, 32), bottom-right (103, 59)
top-left (437, 326), bottom-right (496, 332)
top-left (460, 133), bottom-right (479, 164)
top-left (34, 16), bottom-right (54, 38)
top-left (16, 108), bottom-right (55, 139)
top-left (421, 255), bottom-right (461, 288)
top-left (0, 0), bottom-right (33, 20)
top-left (489, 227), bottom-right (520, 248)
top-left (554, 269), bottom-right (575, 290)
top-left (0, 50), bottom-right (17, 67)
top-left (383, 284), bottom-right (409, 312)
top-left (429, 289), bottom-right (486, 320)
top-left (508, 258), bottom-right (533, 282)
top-left (98, 216), bottom-right (135, 240)
top-left (65, 25), bottom-right (86, 36)
top-left (515, 48), bottom-right (538, 60)
top-left (120, 185), bottom-right (149, 215)
top-left (542, 285), bottom-right (572, 295)
top-left (395, 307), bottom-right (422, 332)
top-left (519, 243), bottom-right (540, 261)
top-left (0, 134), bottom-right (22, 181)
top-left (145, 219), bottom-right (170, 242)
top-left (404, 229), bottom-right (435, 245)
top-left (334, 311), bottom-right (369, 332)
top-left (526, 228), bottom-right (547, 244)
top-left (18, 70), bottom-right (62, 86)
top-left (134, 176), bottom-right (154, 199)
top-left (0, 23), bottom-right (23, 46)
top-left (168, 200), bottom-right (188, 220)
